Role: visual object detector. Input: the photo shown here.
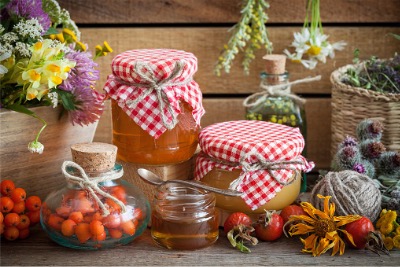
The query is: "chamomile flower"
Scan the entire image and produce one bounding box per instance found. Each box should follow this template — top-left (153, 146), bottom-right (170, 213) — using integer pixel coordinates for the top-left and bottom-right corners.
top-left (284, 0), bottom-right (346, 69)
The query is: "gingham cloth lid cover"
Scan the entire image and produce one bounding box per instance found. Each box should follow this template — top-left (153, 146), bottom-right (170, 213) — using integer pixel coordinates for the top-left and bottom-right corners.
top-left (104, 49), bottom-right (205, 138)
top-left (194, 120), bottom-right (315, 210)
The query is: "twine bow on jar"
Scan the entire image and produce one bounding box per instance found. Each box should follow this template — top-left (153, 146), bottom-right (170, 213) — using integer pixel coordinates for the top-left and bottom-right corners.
top-left (120, 61), bottom-right (193, 130)
top-left (61, 161), bottom-right (127, 216)
top-left (228, 152), bottom-right (305, 190)
top-left (243, 75), bottom-right (321, 109)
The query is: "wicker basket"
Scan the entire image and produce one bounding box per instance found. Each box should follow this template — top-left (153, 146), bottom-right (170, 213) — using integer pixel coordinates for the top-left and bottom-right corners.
top-left (331, 63), bottom-right (400, 156)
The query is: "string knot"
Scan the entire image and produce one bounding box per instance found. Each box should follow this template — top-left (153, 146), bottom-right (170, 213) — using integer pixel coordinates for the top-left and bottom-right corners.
top-left (229, 152), bottom-right (304, 190)
top-left (119, 60), bottom-right (192, 130)
top-left (61, 161), bottom-right (126, 217)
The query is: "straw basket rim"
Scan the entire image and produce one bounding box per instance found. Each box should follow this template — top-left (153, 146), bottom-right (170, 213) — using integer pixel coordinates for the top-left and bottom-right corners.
top-left (330, 62), bottom-right (400, 102)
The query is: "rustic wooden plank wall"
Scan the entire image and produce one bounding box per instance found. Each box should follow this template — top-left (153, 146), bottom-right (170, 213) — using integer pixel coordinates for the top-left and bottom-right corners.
top-left (59, 0), bottom-right (400, 171)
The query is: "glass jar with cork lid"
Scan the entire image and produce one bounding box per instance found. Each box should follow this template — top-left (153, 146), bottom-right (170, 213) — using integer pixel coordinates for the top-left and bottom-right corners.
top-left (40, 142), bottom-right (150, 250)
top-left (104, 49), bottom-right (205, 165)
top-left (194, 120), bottom-right (315, 216)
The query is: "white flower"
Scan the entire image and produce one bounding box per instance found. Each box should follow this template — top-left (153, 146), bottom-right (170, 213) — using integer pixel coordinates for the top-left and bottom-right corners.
top-left (13, 18), bottom-right (44, 40)
top-left (48, 91), bottom-right (59, 108)
top-left (0, 50), bottom-right (12, 75)
top-left (28, 141), bottom-right (44, 154)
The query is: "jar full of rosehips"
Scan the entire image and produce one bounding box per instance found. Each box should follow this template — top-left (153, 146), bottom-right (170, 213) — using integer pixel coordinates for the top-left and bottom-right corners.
top-left (40, 142), bottom-right (150, 250)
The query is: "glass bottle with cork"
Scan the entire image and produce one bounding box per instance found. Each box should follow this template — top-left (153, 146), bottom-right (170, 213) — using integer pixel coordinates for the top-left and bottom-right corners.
top-left (40, 142), bottom-right (150, 250)
top-left (244, 54), bottom-right (320, 192)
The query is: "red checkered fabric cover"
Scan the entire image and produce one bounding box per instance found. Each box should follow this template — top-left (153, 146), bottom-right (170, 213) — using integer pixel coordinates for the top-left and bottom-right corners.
top-left (104, 49), bottom-right (205, 138)
top-left (194, 120), bottom-right (314, 210)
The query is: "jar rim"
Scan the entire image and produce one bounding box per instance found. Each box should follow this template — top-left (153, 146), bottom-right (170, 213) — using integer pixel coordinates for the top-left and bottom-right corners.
top-left (66, 163), bottom-right (123, 178)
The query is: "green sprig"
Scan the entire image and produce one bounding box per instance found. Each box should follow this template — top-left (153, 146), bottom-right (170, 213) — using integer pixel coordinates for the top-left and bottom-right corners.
top-left (214, 0), bottom-right (272, 76)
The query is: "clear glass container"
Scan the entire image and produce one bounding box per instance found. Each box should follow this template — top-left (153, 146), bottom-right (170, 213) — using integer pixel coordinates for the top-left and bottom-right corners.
top-left (40, 164), bottom-right (150, 250)
top-left (151, 183), bottom-right (219, 250)
top-left (201, 169), bottom-right (301, 213)
top-left (112, 100), bottom-right (200, 165)
top-left (245, 72), bottom-right (306, 137)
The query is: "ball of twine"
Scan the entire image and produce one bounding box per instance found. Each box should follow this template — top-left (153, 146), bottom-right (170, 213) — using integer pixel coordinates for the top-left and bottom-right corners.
top-left (311, 170), bottom-right (381, 222)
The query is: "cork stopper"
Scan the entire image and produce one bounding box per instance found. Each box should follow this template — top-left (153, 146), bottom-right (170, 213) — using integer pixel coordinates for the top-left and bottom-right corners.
top-left (262, 54), bottom-right (287, 74)
top-left (71, 142), bottom-right (117, 172)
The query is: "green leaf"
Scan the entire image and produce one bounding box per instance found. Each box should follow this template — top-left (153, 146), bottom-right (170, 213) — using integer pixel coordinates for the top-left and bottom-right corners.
top-left (388, 33), bottom-right (400, 41)
top-left (44, 27), bottom-right (59, 35)
top-left (56, 90), bottom-right (76, 111)
top-left (7, 103), bottom-right (36, 116)
top-left (0, 0), bottom-right (11, 9)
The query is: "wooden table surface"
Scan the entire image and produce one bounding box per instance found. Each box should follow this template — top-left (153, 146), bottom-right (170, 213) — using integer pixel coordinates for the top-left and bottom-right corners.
top-left (1, 226), bottom-right (399, 266)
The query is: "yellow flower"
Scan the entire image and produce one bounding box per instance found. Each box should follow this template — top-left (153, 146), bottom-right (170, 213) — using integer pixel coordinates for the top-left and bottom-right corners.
top-left (393, 235), bottom-right (400, 249)
top-left (380, 221), bottom-right (394, 235)
top-left (384, 236), bottom-right (394, 250)
top-left (287, 194), bottom-right (361, 257)
top-left (396, 226), bottom-right (400, 235)
top-left (103, 41), bottom-right (113, 53)
top-left (75, 41), bottom-right (87, 51)
top-left (62, 28), bottom-right (78, 42)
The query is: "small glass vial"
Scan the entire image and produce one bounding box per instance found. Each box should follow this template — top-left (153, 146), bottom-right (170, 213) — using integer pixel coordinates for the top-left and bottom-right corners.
top-left (40, 143), bottom-right (150, 250)
top-left (245, 54), bottom-right (306, 137)
top-left (151, 183), bottom-right (219, 250)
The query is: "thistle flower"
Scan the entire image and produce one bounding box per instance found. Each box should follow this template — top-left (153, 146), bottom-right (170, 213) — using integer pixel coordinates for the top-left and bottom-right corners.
top-left (286, 194), bottom-right (361, 256)
top-left (339, 135), bottom-right (358, 149)
top-left (331, 145), bottom-right (361, 171)
top-left (360, 140), bottom-right (386, 160)
top-left (352, 163), bottom-right (366, 174)
top-left (356, 119), bottom-right (383, 141)
top-left (376, 151), bottom-right (400, 177)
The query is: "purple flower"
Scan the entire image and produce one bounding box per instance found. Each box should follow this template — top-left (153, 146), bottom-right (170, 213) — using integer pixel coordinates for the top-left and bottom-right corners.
top-left (5, 0), bottom-right (51, 32)
top-left (60, 48), bottom-right (99, 92)
top-left (341, 136), bottom-right (358, 147)
top-left (69, 87), bottom-right (104, 126)
top-left (352, 163), bottom-right (366, 174)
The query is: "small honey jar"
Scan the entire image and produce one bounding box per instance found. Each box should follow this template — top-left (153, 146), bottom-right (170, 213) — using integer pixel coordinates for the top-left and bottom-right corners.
top-left (151, 183), bottom-right (219, 250)
top-left (194, 120), bottom-right (314, 214)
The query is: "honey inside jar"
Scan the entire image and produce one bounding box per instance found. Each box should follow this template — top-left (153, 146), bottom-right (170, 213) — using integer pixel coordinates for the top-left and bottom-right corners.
top-left (151, 184), bottom-right (219, 250)
top-left (111, 100), bottom-right (200, 165)
top-left (201, 168), bottom-right (301, 213)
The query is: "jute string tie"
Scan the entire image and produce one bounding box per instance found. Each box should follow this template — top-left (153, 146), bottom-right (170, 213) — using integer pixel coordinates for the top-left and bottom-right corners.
top-left (205, 151), bottom-right (304, 190)
top-left (62, 161), bottom-right (126, 216)
top-left (119, 61), bottom-right (192, 130)
top-left (243, 75), bottom-right (321, 108)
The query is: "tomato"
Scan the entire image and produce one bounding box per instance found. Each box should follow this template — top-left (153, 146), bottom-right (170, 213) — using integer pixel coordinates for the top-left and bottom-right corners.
top-left (280, 204), bottom-right (307, 224)
top-left (254, 212), bottom-right (283, 242)
top-left (223, 212), bottom-right (252, 234)
top-left (344, 216), bottom-right (375, 249)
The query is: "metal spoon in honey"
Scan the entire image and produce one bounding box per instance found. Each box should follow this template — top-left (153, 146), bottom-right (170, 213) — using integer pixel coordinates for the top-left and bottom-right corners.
top-left (137, 168), bottom-right (243, 197)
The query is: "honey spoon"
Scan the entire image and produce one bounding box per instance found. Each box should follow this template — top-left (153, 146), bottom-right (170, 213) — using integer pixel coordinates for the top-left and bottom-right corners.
top-left (137, 168), bottom-right (243, 197)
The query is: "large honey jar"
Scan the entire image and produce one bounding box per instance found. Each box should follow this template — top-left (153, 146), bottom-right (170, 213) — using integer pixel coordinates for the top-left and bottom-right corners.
top-left (104, 49), bottom-right (204, 165)
top-left (194, 120), bottom-right (314, 214)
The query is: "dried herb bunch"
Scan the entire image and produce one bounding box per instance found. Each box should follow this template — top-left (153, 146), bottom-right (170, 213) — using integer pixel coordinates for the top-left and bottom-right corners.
top-left (214, 0), bottom-right (272, 76)
top-left (343, 50), bottom-right (400, 94)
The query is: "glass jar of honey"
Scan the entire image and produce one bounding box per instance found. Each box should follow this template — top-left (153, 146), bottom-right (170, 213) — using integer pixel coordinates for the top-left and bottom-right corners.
top-left (201, 169), bottom-right (301, 214)
top-left (151, 183), bottom-right (219, 250)
top-left (40, 143), bottom-right (150, 250)
top-left (194, 120), bottom-right (315, 214)
top-left (104, 49), bottom-right (204, 165)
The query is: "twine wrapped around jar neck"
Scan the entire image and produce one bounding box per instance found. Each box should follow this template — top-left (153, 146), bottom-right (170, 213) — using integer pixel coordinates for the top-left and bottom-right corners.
top-left (61, 161), bottom-right (126, 216)
top-left (243, 75), bottom-right (321, 108)
top-left (117, 61), bottom-right (193, 130)
top-left (202, 152), bottom-right (305, 190)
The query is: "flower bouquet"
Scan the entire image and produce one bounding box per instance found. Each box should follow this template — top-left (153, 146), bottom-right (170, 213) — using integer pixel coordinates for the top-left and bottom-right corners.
top-left (0, 0), bottom-right (112, 153)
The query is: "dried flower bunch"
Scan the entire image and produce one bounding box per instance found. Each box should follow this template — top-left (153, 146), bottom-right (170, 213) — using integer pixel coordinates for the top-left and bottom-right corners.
top-left (343, 50), bottom-right (400, 94)
top-left (283, 0), bottom-right (346, 69)
top-left (0, 0), bottom-right (112, 153)
top-left (331, 119), bottom-right (400, 211)
top-left (214, 0), bottom-right (272, 76)
top-left (376, 209), bottom-right (400, 251)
